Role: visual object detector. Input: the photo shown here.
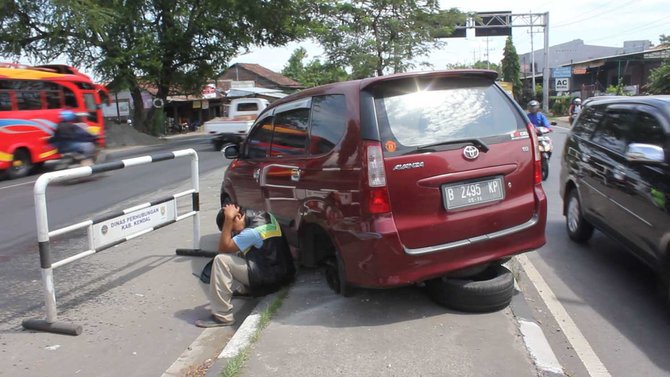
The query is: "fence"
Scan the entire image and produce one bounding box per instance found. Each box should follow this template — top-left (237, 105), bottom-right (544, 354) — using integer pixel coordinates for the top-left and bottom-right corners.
top-left (22, 149), bottom-right (201, 335)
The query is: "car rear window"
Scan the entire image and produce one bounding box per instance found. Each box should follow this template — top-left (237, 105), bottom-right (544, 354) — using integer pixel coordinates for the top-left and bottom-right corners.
top-left (373, 77), bottom-right (526, 155)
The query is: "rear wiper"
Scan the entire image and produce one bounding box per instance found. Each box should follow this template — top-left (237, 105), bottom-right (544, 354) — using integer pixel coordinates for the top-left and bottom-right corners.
top-left (408, 138), bottom-right (490, 154)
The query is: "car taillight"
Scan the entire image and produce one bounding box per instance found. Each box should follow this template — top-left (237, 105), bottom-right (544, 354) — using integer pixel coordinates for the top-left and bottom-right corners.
top-left (364, 141), bottom-right (391, 214)
top-left (366, 143), bottom-right (386, 187)
top-left (368, 188), bottom-right (391, 214)
top-left (528, 123), bottom-right (542, 184)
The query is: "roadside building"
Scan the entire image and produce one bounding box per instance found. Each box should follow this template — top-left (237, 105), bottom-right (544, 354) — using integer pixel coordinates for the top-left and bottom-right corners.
top-left (102, 63), bottom-right (300, 133)
top-left (517, 39), bottom-right (653, 98)
top-left (563, 44), bottom-right (670, 98)
top-left (215, 63), bottom-right (304, 93)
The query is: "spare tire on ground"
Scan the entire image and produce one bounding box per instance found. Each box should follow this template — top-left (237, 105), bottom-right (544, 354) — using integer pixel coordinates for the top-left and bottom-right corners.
top-left (426, 265), bottom-right (514, 313)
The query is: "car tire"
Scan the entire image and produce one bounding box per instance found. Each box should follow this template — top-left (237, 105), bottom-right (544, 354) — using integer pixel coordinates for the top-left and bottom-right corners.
top-left (426, 265), bottom-right (514, 313)
top-left (324, 255), bottom-right (354, 297)
top-left (541, 158), bottom-right (549, 181)
top-left (7, 148), bottom-right (32, 179)
top-left (566, 189), bottom-right (594, 243)
top-left (213, 139), bottom-right (223, 151)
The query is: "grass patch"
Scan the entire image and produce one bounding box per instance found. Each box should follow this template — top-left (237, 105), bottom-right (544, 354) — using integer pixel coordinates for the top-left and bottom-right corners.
top-left (219, 288), bottom-right (289, 377)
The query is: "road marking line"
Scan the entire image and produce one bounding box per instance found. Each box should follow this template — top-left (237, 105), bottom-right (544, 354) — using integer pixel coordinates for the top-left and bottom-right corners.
top-left (0, 179), bottom-right (37, 190)
top-left (517, 254), bottom-right (611, 377)
top-left (518, 319), bottom-right (564, 374)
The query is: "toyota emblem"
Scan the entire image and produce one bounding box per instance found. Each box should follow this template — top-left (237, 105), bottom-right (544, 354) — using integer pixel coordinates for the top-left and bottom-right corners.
top-left (463, 145), bottom-right (480, 160)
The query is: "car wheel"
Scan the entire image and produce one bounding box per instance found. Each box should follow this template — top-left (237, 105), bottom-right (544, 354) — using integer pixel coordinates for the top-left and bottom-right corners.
top-left (426, 265), bottom-right (514, 313)
top-left (7, 148), bottom-right (32, 179)
top-left (213, 139), bottom-right (223, 151)
top-left (324, 255), bottom-right (353, 297)
top-left (541, 158), bottom-right (549, 181)
top-left (566, 189), bottom-right (594, 243)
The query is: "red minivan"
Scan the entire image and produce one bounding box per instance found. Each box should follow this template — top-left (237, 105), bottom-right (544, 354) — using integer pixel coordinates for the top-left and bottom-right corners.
top-left (222, 70), bottom-right (547, 312)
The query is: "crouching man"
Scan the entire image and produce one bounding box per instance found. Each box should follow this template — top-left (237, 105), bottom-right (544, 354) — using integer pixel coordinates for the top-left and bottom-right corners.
top-left (196, 203), bottom-right (295, 328)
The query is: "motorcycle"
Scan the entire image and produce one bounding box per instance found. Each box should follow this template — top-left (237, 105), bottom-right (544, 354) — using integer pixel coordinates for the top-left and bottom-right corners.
top-left (535, 126), bottom-right (553, 181)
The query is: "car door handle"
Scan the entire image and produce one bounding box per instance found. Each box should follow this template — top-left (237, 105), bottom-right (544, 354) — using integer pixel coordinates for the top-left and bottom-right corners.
top-left (291, 168), bottom-right (301, 182)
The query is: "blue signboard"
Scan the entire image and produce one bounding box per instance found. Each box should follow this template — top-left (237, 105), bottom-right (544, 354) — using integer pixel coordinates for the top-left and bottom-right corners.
top-left (552, 67), bottom-right (572, 78)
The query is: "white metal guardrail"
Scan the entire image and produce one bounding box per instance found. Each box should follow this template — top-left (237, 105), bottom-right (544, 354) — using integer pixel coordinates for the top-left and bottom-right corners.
top-left (22, 148), bottom-right (201, 335)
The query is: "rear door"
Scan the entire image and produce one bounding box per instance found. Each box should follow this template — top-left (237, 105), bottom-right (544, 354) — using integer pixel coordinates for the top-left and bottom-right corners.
top-left (616, 107), bottom-right (670, 262)
top-left (586, 106), bottom-right (635, 226)
top-left (372, 76), bottom-right (537, 250)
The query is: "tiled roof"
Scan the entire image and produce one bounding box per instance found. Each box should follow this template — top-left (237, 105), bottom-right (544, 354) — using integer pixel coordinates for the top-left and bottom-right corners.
top-left (231, 63), bottom-right (303, 88)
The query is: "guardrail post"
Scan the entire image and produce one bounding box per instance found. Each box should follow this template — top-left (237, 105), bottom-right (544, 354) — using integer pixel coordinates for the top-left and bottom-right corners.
top-left (191, 150), bottom-right (200, 250)
top-left (22, 172), bottom-right (83, 335)
top-left (22, 149), bottom-right (200, 336)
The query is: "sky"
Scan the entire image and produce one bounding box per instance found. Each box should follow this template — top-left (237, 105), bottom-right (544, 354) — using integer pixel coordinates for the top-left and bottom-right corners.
top-left (8, 0), bottom-right (669, 79)
top-left (229, 0), bottom-right (669, 73)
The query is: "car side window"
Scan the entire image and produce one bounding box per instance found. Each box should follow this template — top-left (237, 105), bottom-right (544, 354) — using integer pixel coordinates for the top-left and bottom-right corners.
top-left (572, 105), bottom-right (604, 138)
top-left (309, 95), bottom-right (347, 154)
top-left (270, 107), bottom-right (310, 157)
top-left (591, 110), bottom-right (634, 154)
top-left (630, 111), bottom-right (665, 148)
top-left (244, 115), bottom-right (274, 159)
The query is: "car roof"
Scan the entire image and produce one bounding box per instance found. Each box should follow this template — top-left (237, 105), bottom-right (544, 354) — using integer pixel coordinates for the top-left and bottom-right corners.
top-left (266, 69), bottom-right (499, 110)
top-left (583, 95), bottom-right (670, 112)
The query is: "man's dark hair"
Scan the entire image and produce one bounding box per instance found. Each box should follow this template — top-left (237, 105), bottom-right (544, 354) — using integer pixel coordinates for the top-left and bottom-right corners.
top-left (215, 203), bottom-right (245, 231)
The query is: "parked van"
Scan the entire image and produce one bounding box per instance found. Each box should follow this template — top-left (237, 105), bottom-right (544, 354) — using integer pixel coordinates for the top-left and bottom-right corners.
top-left (221, 70), bottom-right (547, 311)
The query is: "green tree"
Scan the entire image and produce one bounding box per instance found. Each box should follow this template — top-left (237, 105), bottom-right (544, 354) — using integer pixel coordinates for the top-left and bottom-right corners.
top-left (446, 60), bottom-right (501, 76)
top-left (647, 34), bottom-right (670, 94)
top-left (1, 0), bottom-right (316, 133)
top-left (282, 47), bottom-right (349, 87)
top-left (501, 36), bottom-right (522, 100)
top-left (314, 1), bottom-right (465, 78)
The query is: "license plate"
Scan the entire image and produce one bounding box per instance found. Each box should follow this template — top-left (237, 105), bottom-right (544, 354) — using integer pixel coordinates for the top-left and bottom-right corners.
top-left (442, 177), bottom-right (505, 210)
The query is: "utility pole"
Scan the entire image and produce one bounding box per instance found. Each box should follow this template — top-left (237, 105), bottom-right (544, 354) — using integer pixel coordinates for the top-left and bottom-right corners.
top-left (542, 12), bottom-right (550, 113)
top-left (486, 37), bottom-right (490, 69)
top-left (530, 14), bottom-right (536, 96)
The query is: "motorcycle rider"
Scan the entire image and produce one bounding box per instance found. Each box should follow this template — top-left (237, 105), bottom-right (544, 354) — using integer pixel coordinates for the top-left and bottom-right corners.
top-left (526, 100), bottom-right (553, 180)
top-left (49, 110), bottom-right (98, 166)
top-left (526, 100), bottom-right (551, 129)
top-left (568, 97), bottom-right (582, 124)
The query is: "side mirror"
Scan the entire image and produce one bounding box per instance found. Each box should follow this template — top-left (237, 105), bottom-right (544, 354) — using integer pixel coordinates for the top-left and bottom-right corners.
top-left (223, 144), bottom-right (240, 159)
top-left (625, 143), bottom-right (665, 164)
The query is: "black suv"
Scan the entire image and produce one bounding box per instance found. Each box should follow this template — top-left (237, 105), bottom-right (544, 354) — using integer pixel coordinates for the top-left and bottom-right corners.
top-left (560, 96), bottom-right (670, 299)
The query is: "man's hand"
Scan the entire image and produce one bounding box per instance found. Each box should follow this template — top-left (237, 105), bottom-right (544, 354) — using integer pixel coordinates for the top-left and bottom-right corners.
top-left (223, 204), bottom-right (239, 220)
top-left (218, 204), bottom-right (241, 253)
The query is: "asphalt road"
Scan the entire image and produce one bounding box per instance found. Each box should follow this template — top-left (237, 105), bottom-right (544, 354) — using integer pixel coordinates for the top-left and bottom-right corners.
top-left (522, 123), bottom-right (670, 377)
top-left (2, 125), bottom-right (670, 376)
top-left (0, 135), bottom-right (227, 258)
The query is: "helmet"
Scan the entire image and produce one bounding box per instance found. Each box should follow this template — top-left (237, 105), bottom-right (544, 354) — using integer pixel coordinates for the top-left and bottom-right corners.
top-left (59, 110), bottom-right (77, 122)
top-left (574, 98), bottom-right (582, 104)
top-left (527, 100), bottom-right (540, 109)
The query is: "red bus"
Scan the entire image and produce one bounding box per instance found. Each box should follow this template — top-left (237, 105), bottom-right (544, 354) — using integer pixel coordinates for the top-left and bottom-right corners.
top-left (0, 64), bottom-right (108, 179)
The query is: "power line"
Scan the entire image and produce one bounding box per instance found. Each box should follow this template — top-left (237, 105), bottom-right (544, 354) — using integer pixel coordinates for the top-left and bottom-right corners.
top-left (585, 16), bottom-right (668, 43)
top-left (553, 0), bottom-right (636, 28)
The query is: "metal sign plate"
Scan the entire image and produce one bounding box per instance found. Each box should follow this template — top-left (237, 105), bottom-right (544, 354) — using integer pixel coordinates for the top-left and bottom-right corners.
top-left (92, 201), bottom-right (176, 249)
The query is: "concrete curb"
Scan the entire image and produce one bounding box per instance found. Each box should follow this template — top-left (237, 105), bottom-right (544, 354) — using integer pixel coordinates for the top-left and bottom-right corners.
top-left (204, 290), bottom-right (284, 377)
top-left (508, 258), bottom-right (565, 377)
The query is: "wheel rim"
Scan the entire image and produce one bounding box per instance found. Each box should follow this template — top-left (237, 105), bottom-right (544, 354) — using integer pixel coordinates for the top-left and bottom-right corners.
top-left (567, 195), bottom-right (581, 233)
top-left (10, 151), bottom-right (30, 175)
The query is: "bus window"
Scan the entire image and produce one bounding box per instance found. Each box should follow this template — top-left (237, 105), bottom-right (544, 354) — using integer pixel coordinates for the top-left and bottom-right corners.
top-left (17, 90), bottom-right (41, 110)
top-left (0, 92), bottom-right (11, 111)
top-left (83, 93), bottom-right (98, 121)
top-left (64, 87), bottom-right (78, 107)
top-left (45, 90), bottom-right (62, 109)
